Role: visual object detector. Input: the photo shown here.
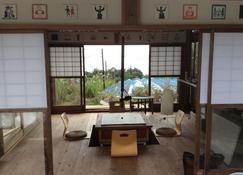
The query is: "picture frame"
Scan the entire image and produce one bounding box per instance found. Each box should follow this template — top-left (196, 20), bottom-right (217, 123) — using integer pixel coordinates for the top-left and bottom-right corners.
top-left (93, 4), bottom-right (106, 20)
top-left (155, 4), bottom-right (169, 20)
top-left (64, 4), bottom-right (78, 19)
top-left (32, 4), bottom-right (48, 19)
top-left (0, 4), bottom-right (17, 20)
top-left (183, 4), bottom-right (198, 20)
top-left (211, 4), bottom-right (226, 20)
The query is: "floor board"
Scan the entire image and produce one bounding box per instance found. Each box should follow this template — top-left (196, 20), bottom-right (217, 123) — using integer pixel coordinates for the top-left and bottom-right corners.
top-left (0, 112), bottom-right (195, 175)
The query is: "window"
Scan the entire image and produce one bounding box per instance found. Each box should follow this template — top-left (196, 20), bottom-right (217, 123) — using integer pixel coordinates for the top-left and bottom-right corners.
top-left (50, 47), bottom-right (82, 77)
top-left (150, 46), bottom-right (181, 103)
top-left (49, 46), bottom-right (84, 107)
top-left (150, 46), bottom-right (181, 76)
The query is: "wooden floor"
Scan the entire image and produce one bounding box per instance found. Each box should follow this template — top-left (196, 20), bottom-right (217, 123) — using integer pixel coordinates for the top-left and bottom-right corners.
top-left (0, 112), bottom-right (195, 175)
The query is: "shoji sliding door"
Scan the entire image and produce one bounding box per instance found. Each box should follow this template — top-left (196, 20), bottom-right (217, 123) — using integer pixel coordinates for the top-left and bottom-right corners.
top-left (0, 33), bottom-right (47, 174)
top-left (198, 32), bottom-right (243, 174)
top-left (0, 33), bottom-right (47, 109)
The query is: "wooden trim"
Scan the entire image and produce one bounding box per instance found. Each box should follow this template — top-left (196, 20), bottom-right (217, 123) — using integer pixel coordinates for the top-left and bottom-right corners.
top-left (194, 32), bottom-right (203, 174)
top-left (80, 46), bottom-right (85, 109)
top-left (178, 31), bottom-right (191, 112)
top-left (122, 0), bottom-right (126, 25)
top-left (211, 104), bottom-right (243, 109)
top-left (122, 0), bottom-right (140, 25)
top-left (205, 30), bottom-right (215, 174)
top-left (150, 75), bottom-right (180, 78)
top-left (43, 31), bottom-right (54, 175)
top-left (0, 108), bottom-right (47, 113)
top-left (137, 0), bottom-right (141, 25)
top-left (49, 44), bottom-right (85, 113)
top-left (121, 36), bottom-right (125, 98)
top-left (0, 118), bottom-right (4, 157)
top-left (0, 30), bottom-right (49, 33)
top-left (3, 24), bottom-right (243, 32)
top-left (178, 79), bottom-right (197, 88)
top-left (148, 45), bottom-right (151, 95)
top-left (208, 168), bottom-right (243, 175)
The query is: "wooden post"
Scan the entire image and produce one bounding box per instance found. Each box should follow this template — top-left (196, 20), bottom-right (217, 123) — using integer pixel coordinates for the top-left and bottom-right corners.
top-left (121, 36), bottom-right (125, 98)
top-left (122, 0), bottom-right (140, 25)
top-left (204, 30), bottom-right (215, 174)
top-left (43, 110), bottom-right (53, 175)
top-left (0, 115), bottom-right (4, 157)
top-left (44, 31), bottom-right (54, 175)
top-left (194, 32), bottom-right (203, 175)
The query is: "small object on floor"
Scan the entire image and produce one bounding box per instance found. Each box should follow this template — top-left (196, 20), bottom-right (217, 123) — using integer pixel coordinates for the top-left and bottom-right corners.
top-left (156, 127), bottom-right (177, 137)
top-left (60, 113), bottom-right (87, 141)
top-left (156, 110), bottom-right (185, 137)
top-left (111, 130), bottom-right (138, 157)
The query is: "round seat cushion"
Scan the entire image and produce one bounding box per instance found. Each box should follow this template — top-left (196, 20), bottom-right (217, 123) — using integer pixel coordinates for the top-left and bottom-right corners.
top-left (156, 127), bottom-right (177, 137)
top-left (65, 130), bottom-right (87, 141)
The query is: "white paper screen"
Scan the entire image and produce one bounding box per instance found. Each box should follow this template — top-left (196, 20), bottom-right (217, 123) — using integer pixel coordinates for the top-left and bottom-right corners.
top-left (212, 33), bottom-right (243, 104)
top-left (0, 33), bottom-right (47, 109)
top-left (200, 33), bottom-right (210, 104)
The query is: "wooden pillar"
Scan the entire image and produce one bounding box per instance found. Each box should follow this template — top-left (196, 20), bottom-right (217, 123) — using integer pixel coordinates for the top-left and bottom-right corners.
top-left (148, 46), bottom-right (151, 96)
top-left (204, 30), bottom-right (215, 174)
top-left (121, 36), bottom-right (125, 98)
top-left (0, 115), bottom-right (4, 157)
top-left (179, 30), bottom-right (192, 113)
top-left (194, 32), bottom-right (203, 175)
top-left (43, 110), bottom-right (53, 175)
top-left (122, 0), bottom-right (140, 25)
top-left (44, 31), bottom-right (54, 175)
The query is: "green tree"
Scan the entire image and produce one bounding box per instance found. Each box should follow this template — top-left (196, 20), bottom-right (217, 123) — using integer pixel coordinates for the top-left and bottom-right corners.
top-left (124, 67), bottom-right (143, 80)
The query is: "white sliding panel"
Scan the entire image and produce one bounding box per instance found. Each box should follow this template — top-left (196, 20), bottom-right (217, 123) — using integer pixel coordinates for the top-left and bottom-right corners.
top-left (0, 33), bottom-right (47, 109)
top-left (200, 33), bottom-right (210, 104)
top-left (212, 33), bottom-right (243, 104)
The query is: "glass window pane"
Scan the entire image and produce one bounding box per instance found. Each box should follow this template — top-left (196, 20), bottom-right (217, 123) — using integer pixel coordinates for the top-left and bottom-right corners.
top-left (151, 77), bottom-right (178, 103)
top-left (0, 112), bottom-right (45, 174)
top-left (210, 108), bottom-right (243, 169)
top-left (53, 78), bottom-right (81, 106)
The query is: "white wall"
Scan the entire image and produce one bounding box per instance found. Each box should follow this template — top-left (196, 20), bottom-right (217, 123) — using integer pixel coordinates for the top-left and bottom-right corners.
top-left (0, 0), bottom-right (122, 24)
top-left (0, 0), bottom-right (243, 25)
top-left (141, 0), bottom-right (243, 24)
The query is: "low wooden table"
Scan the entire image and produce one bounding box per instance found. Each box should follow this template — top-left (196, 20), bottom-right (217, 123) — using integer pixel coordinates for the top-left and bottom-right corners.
top-left (130, 96), bottom-right (154, 114)
top-left (95, 113), bottom-right (152, 146)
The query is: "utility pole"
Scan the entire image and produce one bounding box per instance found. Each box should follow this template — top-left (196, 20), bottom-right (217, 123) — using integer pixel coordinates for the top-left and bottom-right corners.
top-left (101, 49), bottom-right (105, 89)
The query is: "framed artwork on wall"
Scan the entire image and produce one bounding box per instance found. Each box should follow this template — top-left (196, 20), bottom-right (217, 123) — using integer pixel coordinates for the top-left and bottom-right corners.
top-left (32, 4), bottom-right (48, 19)
top-left (64, 4), bottom-right (78, 19)
top-left (211, 5), bottom-right (226, 20)
top-left (183, 4), bottom-right (198, 19)
top-left (0, 4), bottom-right (17, 20)
top-left (155, 4), bottom-right (168, 20)
top-left (93, 4), bottom-right (106, 20)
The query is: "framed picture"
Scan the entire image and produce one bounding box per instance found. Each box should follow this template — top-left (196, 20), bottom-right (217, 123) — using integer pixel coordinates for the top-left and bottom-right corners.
top-left (1, 4), bottom-right (17, 20)
top-left (212, 5), bottom-right (226, 20)
top-left (93, 4), bottom-right (106, 20)
top-left (239, 5), bottom-right (243, 19)
top-left (155, 4), bottom-right (168, 20)
top-left (32, 4), bottom-right (48, 19)
top-left (64, 4), bottom-right (78, 19)
top-left (183, 4), bottom-right (198, 19)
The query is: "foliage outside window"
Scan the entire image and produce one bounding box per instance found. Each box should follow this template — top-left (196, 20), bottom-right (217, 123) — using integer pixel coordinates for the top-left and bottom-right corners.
top-left (54, 78), bottom-right (81, 106)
